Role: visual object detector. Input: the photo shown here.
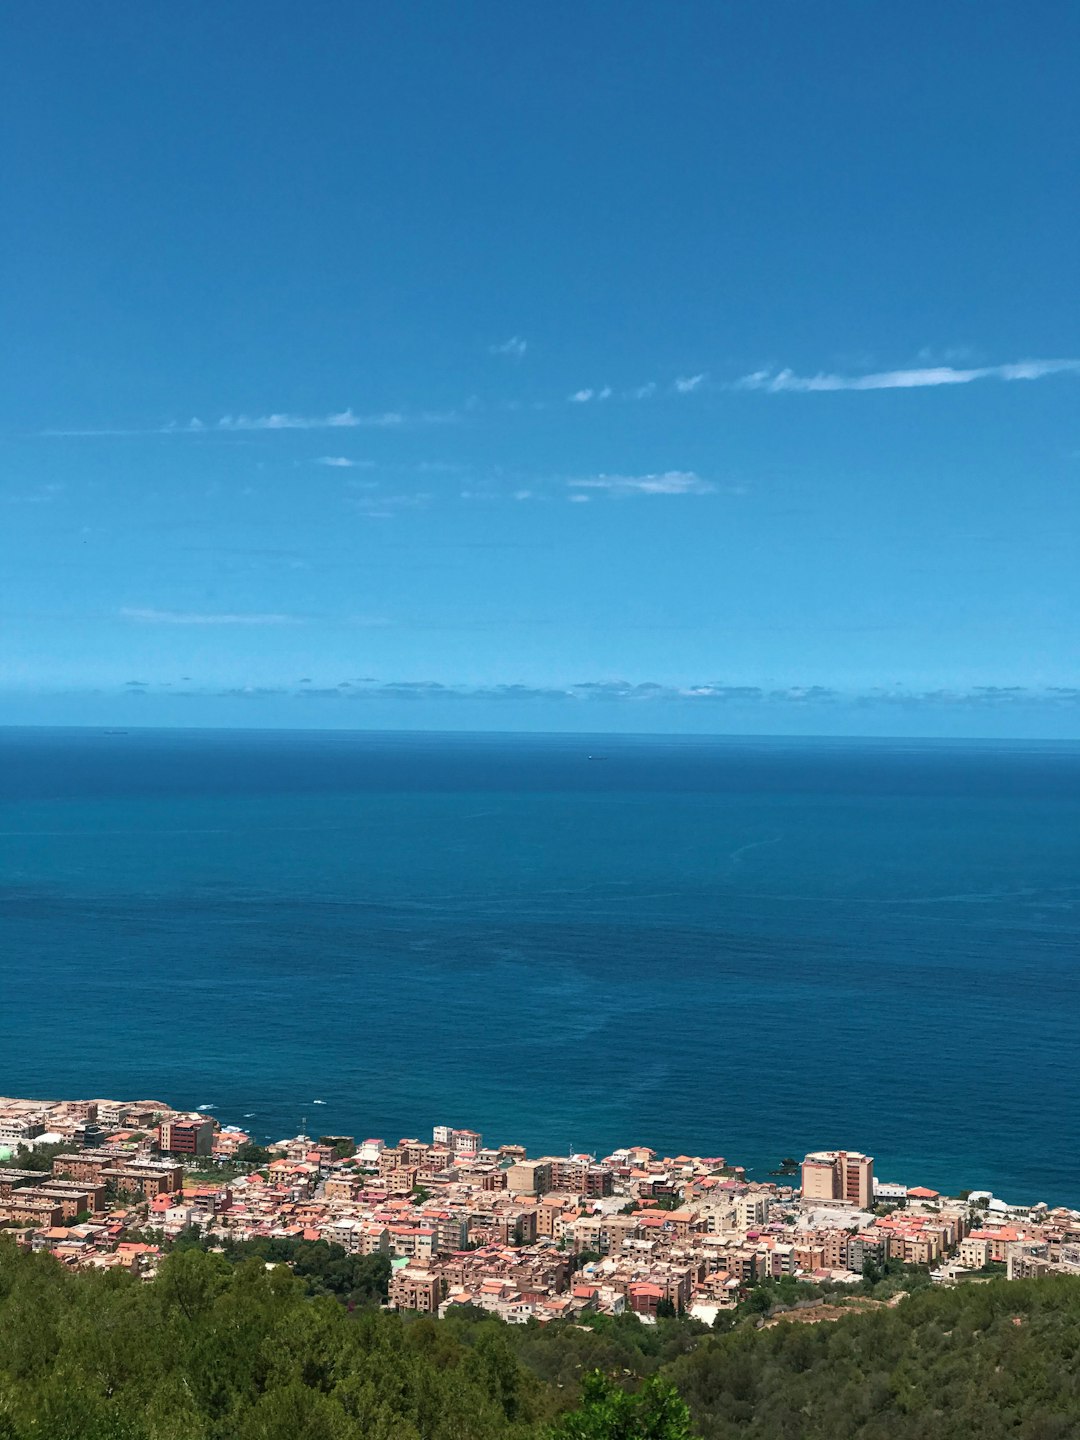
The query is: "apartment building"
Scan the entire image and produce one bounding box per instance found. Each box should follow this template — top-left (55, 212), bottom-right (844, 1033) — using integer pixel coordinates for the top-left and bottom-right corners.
top-left (847, 1233), bottom-right (889, 1272)
top-left (494, 1209), bottom-right (537, 1246)
top-left (424, 1212), bottom-right (468, 1252)
top-left (722, 1247), bottom-right (763, 1282)
top-left (793, 1242), bottom-right (827, 1273)
top-left (104, 1164), bottom-right (185, 1199)
top-left (801, 1150), bottom-right (874, 1210)
top-left (1007, 1242), bottom-right (1051, 1280)
top-left (390, 1264), bottom-right (443, 1313)
top-left (158, 1118), bottom-right (214, 1157)
top-left (549, 1158), bottom-right (614, 1198)
top-left (399, 1140), bottom-right (430, 1169)
top-left (0, 1115), bottom-right (46, 1143)
top-left (958, 1236), bottom-right (993, 1269)
top-left (387, 1167), bottom-right (419, 1196)
top-left (0, 1198), bottom-right (63, 1227)
top-left (53, 1151), bottom-right (183, 1196)
top-left (506, 1160), bottom-right (552, 1195)
top-left (761, 1242), bottom-right (797, 1277)
top-left (451, 1129), bottom-right (482, 1159)
top-left (0, 1171), bottom-right (41, 1202)
top-left (735, 1193), bottom-right (770, 1229)
top-left (573, 1214), bottom-right (640, 1256)
top-left (387, 1225), bottom-right (435, 1260)
top-left (13, 1184), bottom-right (99, 1222)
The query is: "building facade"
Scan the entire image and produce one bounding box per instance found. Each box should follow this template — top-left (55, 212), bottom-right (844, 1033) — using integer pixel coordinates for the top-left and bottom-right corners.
top-left (801, 1150), bottom-right (874, 1209)
top-left (158, 1119), bottom-right (214, 1157)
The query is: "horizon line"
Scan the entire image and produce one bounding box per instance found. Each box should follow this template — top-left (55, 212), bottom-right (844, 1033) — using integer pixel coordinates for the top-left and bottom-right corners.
top-left (1, 720), bottom-right (1078, 747)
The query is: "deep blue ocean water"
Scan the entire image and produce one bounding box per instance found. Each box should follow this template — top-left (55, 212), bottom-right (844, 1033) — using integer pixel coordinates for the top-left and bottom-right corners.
top-left (1, 728), bottom-right (1078, 1205)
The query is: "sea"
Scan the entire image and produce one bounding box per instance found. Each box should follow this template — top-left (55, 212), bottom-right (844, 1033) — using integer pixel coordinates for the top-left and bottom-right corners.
top-left (1, 727), bottom-right (1078, 1206)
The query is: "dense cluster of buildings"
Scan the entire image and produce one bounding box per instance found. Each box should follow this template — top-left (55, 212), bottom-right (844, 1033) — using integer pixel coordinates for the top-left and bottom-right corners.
top-left (2, 1095), bottom-right (1079, 1317)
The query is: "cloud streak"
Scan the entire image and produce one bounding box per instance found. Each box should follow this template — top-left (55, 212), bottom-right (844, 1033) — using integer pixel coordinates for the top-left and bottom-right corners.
top-left (44, 408), bottom-right (454, 438)
top-left (568, 471), bottom-right (715, 497)
top-left (205, 409), bottom-right (410, 431)
top-left (128, 678), bottom-right (1080, 709)
top-left (120, 608), bottom-right (302, 626)
top-left (489, 336), bottom-right (527, 359)
top-left (735, 358), bottom-right (1080, 394)
top-left (40, 354), bottom-right (1080, 441)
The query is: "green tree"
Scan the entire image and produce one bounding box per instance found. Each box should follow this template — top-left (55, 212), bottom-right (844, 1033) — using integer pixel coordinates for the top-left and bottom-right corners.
top-left (6, 1235), bottom-right (1080, 1440)
top-left (551, 1372), bottom-right (694, 1439)
top-left (743, 1287), bottom-right (772, 1316)
top-left (3, 1141), bottom-right (69, 1174)
top-left (234, 1142), bottom-right (274, 1165)
top-left (156, 1247), bottom-right (231, 1322)
top-left (318, 1137), bottom-right (356, 1161)
top-left (572, 1249), bottom-right (603, 1272)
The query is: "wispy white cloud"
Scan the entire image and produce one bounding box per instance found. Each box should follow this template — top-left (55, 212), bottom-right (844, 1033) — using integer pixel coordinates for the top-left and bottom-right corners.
top-left (3, 483), bottom-right (64, 504)
top-left (212, 409), bottom-right (406, 431)
top-left (313, 455), bottom-right (375, 469)
top-left (120, 607), bottom-right (301, 626)
top-left (674, 373), bottom-right (707, 393)
top-left (569, 377), bottom-right (705, 403)
top-left (489, 336), bottom-right (527, 359)
top-left (568, 470), bottom-right (715, 497)
top-left (735, 358), bottom-right (1080, 394)
top-left (44, 408), bottom-right (453, 438)
top-left (158, 679), bottom-right (1080, 709)
top-left (82, 671), bottom-right (1080, 711)
top-left (42, 352), bottom-right (1077, 444)
top-left (567, 376), bottom-right (709, 403)
top-left (348, 492), bottom-right (430, 519)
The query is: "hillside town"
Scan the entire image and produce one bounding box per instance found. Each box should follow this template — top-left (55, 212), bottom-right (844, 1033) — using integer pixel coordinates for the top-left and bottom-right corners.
top-left (2, 1093), bottom-right (1078, 1322)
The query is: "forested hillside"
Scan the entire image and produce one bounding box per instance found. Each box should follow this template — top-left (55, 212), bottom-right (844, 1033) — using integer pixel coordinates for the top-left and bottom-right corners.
top-left (1, 1241), bottom-right (1078, 1439)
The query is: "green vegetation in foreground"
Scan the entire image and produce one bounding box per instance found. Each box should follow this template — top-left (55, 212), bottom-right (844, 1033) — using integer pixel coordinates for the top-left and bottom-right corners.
top-left (2, 1241), bottom-right (1080, 1439)
top-left (173, 1232), bottom-right (393, 1308)
top-left (2, 1142), bottom-right (72, 1174)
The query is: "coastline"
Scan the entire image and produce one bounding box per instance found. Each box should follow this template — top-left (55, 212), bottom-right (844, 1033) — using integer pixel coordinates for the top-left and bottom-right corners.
top-left (4, 1089), bottom-right (1079, 1314)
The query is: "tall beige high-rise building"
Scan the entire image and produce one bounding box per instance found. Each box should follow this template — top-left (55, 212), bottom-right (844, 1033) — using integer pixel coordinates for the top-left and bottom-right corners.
top-left (801, 1150), bottom-right (874, 1209)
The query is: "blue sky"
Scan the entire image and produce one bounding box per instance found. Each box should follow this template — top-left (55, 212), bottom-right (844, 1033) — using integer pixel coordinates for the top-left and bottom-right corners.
top-left (3, 3), bottom-right (1078, 736)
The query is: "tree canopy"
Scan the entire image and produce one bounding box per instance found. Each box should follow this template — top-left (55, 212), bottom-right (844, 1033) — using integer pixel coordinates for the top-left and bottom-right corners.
top-left (2, 1239), bottom-right (1080, 1439)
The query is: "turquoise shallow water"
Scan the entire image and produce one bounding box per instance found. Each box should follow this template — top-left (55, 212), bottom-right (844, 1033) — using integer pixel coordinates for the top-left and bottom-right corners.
top-left (1, 728), bottom-right (1078, 1204)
